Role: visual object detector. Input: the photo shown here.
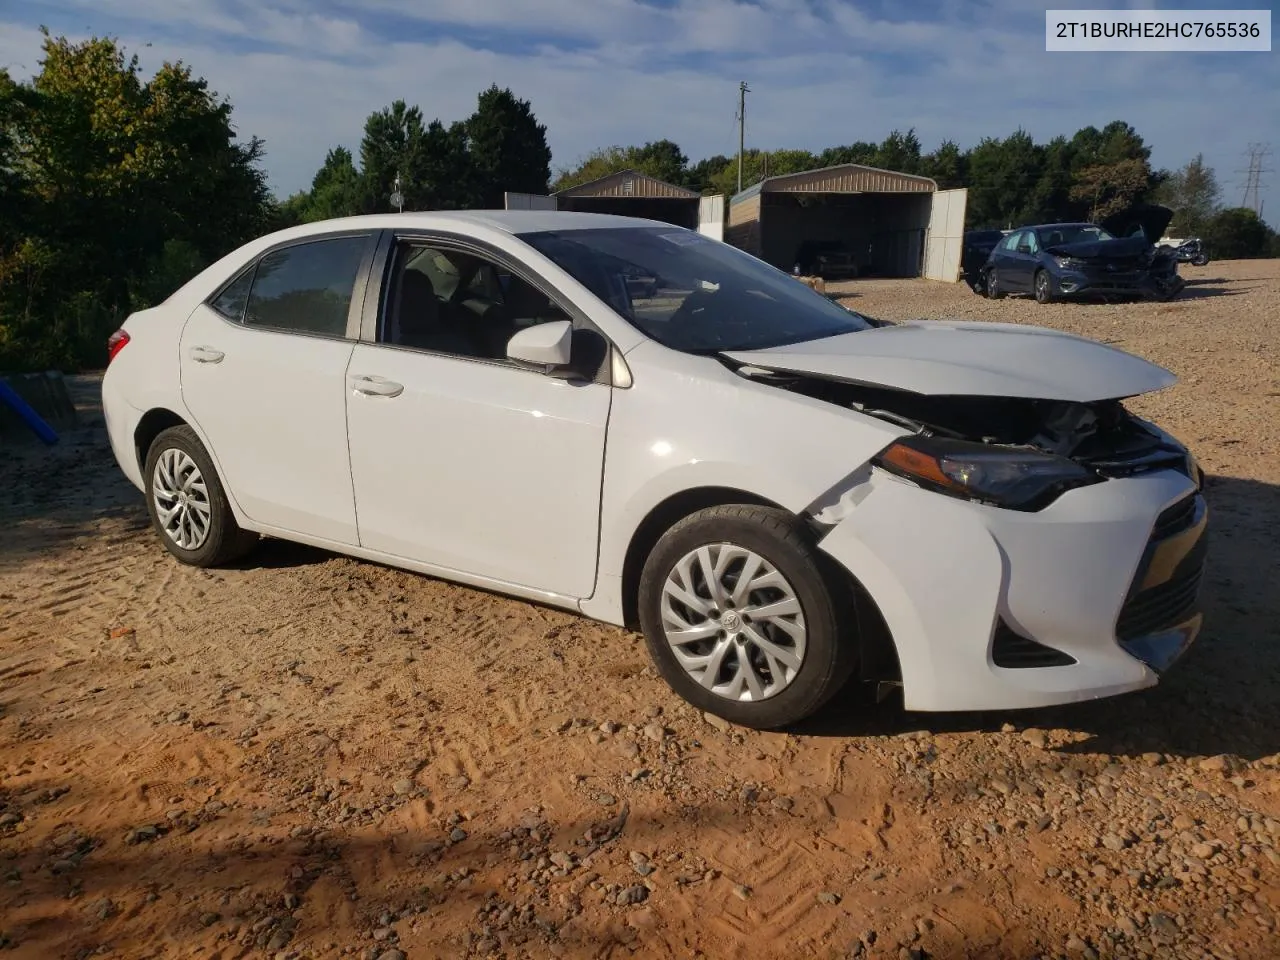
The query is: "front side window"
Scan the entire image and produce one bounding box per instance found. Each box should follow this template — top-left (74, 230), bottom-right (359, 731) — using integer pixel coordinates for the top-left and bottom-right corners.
top-left (519, 226), bottom-right (875, 354)
top-left (243, 236), bottom-right (369, 337)
top-left (999, 231), bottom-right (1022, 252)
top-left (381, 240), bottom-right (572, 360)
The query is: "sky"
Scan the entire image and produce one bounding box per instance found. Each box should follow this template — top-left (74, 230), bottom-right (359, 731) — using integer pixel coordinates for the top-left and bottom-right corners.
top-left (1, 0), bottom-right (1276, 220)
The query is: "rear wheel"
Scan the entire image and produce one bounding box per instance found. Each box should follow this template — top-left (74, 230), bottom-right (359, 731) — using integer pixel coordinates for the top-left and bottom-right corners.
top-left (637, 505), bottom-right (858, 730)
top-left (1034, 269), bottom-right (1054, 304)
top-left (144, 425), bottom-right (258, 567)
top-left (985, 268), bottom-right (1005, 299)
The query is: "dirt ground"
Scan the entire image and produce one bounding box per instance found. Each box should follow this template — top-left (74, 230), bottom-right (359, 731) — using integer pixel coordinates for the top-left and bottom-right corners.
top-left (2, 259), bottom-right (1278, 960)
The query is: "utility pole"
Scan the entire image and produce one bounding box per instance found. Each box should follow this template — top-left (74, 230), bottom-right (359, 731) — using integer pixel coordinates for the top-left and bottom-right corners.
top-left (1238, 143), bottom-right (1272, 216)
top-left (736, 81), bottom-right (750, 194)
top-left (391, 172), bottom-right (404, 213)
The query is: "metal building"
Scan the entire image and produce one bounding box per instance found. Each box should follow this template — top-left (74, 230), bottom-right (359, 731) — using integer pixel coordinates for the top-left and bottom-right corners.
top-left (505, 170), bottom-right (726, 240)
top-left (725, 164), bottom-right (967, 281)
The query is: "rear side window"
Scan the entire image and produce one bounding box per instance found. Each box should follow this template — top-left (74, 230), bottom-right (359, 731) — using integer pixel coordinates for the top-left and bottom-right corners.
top-left (210, 268), bottom-right (254, 322)
top-left (242, 236), bottom-right (369, 337)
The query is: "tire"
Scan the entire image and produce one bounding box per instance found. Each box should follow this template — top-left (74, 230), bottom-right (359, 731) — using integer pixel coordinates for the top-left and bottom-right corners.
top-left (144, 424), bottom-right (258, 568)
top-left (637, 505), bottom-right (858, 730)
top-left (1192, 253), bottom-right (1209, 266)
top-left (986, 268), bottom-right (1005, 299)
top-left (1033, 269), bottom-right (1054, 304)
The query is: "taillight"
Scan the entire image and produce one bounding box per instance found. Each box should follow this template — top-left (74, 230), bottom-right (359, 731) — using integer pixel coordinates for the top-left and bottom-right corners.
top-left (107, 329), bottom-right (130, 363)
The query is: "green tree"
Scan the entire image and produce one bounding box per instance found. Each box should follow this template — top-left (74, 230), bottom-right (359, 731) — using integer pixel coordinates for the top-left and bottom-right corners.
top-left (874, 129), bottom-right (922, 174)
top-left (1154, 154), bottom-right (1220, 235)
top-left (816, 142), bottom-right (878, 168)
top-left (1, 31), bottom-right (269, 370)
top-left (552, 146), bottom-right (630, 191)
top-left (1201, 207), bottom-right (1272, 259)
top-left (685, 154), bottom-right (731, 194)
top-left (466, 85), bottom-right (551, 207)
top-left (629, 139), bottom-right (688, 186)
top-left (359, 100), bottom-right (427, 212)
top-left (965, 130), bottom-right (1044, 228)
top-left (411, 120), bottom-right (477, 209)
top-left (308, 146), bottom-right (363, 219)
top-left (1029, 135), bottom-right (1076, 223)
top-left (921, 140), bottom-right (965, 189)
top-left (1069, 157), bottom-right (1152, 221)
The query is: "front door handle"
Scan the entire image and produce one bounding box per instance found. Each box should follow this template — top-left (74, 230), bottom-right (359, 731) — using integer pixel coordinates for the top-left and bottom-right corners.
top-left (190, 345), bottom-right (225, 364)
top-left (349, 375), bottom-right (404, 398)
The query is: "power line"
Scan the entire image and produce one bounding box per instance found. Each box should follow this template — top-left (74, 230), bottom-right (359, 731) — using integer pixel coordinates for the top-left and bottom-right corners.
top-left (1237, 143), bottom-right (1272, 216)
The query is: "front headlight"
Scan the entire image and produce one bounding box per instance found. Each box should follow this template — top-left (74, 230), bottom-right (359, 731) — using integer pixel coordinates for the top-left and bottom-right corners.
top-left (873, 435), bottom-right (1102, 511)
top-left (1055, 256), bottom-right (1087, 269)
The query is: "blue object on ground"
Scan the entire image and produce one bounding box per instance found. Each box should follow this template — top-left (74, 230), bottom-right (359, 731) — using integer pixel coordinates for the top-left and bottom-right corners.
top-left (0, 379), bottom-right (60, 445)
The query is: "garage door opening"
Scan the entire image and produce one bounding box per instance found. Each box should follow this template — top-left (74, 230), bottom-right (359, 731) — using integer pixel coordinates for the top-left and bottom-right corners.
top-left (725, 164), bottom-right (967, 282)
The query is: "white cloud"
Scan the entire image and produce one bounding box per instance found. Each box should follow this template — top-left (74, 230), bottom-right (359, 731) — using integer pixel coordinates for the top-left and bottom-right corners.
top-left (0, 0), bottom-right (1275, 221)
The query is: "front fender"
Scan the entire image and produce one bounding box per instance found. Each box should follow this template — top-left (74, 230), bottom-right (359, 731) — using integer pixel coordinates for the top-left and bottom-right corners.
top-left (582, 342), bottom-right (904, 623)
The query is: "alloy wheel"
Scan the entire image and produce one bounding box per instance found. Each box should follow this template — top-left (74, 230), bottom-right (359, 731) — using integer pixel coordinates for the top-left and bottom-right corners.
top-left (659, 542), bottom-right (807, 702)
top-left (152, 448), bottom-right (212, 550)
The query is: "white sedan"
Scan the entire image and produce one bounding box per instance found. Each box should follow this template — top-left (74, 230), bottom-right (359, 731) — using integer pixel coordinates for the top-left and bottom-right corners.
top-left (101, 211), bottom-right (1208, 729)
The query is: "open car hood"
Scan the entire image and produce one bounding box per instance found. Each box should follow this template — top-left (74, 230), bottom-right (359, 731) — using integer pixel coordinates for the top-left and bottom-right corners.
top-left (1100, 204), bottom-right (1176, 244)
top-left (721, 319), bottom-right (1176, 402)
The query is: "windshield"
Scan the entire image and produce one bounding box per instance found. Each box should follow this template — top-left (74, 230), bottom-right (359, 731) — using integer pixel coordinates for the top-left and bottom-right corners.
top-left (518, 226), bottom-right (874, 353)
top-left (1037, 224), bottom-right (1115, 246)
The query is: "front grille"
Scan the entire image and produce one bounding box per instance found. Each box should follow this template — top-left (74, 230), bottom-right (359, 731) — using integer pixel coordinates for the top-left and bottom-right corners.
top-left (992, 619), bottom-right (1077, 668)
top-left (1153, 494), bottom-right (1198, 539)
top-left (1116, 561), bottom-right (1204, 641)
top-left (1115, 494), bottom-right (1208, 642)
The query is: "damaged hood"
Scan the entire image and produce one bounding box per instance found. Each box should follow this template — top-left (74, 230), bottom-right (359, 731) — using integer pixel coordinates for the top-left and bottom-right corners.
top-left (1100, 204), bottom-right (1176, 245)
top-left (722, 319), bottom-right (1176, 402)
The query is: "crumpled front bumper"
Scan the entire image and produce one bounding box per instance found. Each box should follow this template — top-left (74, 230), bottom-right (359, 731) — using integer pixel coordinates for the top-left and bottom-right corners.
top-left (817, 467), bottom-right (1206, 712)
top-left (1055, 266), bottom-right (1184, 300)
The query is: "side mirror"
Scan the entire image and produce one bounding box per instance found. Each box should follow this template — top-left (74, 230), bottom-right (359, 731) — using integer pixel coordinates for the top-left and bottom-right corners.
top-left (507, 319), bottom-right (573, 368)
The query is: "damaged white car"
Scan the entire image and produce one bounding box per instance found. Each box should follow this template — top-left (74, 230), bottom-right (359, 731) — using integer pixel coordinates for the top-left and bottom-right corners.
top-left (101, 212), bottom-right (1209, 729)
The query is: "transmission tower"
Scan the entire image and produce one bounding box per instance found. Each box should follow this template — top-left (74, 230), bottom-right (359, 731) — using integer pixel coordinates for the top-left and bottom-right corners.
top-left (1238, 143), bottom-right (1272, 216)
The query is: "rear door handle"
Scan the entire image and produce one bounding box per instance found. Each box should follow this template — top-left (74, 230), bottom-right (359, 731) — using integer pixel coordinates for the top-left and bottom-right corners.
top-left (349, 375), bottom-right (404, 398)
top-left (190, 345), bottom-right (225, 364)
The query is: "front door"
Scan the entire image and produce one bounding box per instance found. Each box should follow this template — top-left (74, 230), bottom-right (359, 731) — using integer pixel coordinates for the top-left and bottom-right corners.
top-left (345, 237), bottom-right (612, 599)
top-left (179, 233), bottom-right (376, 544)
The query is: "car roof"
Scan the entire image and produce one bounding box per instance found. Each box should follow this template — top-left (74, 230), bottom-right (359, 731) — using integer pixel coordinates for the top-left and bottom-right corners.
top-left (1024, 223), bottom-right (1096, 231)
top-left (277, 209), bottom-right (673, 240)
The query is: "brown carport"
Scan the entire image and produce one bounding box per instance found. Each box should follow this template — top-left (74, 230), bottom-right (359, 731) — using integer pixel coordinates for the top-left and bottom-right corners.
top-left (725, 164), bottom-right (967, 281)
top-left (553, 169), bottom-right (703, 229)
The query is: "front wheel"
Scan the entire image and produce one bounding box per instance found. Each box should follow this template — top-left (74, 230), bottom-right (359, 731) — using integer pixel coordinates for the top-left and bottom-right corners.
top-left (637, 505), bottom-right (858, 730)
top-left (144, 425), bottom-right (258, 567)
top-left (1034, 269), bottom-right (1054, 304)
top-left (1192, 253), bottom-right (1209, 266)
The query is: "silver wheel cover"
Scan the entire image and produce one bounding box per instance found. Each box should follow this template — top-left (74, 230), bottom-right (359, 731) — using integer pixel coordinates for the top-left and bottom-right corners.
top-left (660, 542), bottom-right (807, 702)
top-left (152, 448), bottom-right (212, 551)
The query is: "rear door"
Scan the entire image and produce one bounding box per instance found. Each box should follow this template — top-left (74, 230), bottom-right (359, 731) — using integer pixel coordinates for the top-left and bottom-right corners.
top-left (991, 230), bottom-right (1028, 291)
top-left (179, 232), bottom-right (377, 544)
